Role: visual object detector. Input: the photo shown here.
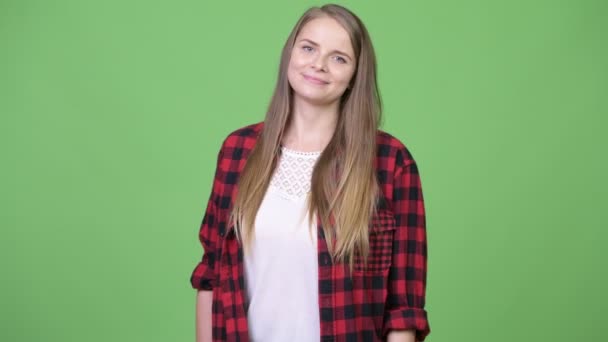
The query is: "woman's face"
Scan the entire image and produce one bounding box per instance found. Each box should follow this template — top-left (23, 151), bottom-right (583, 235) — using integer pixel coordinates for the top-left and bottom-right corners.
top-left (287, 16), bottom-right (356, 107)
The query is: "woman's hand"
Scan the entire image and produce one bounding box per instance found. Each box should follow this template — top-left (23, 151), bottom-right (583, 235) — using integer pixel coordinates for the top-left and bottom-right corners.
top-left (386, 329), bottom-right (416, 342)
top-left (196, 290), bottom-right (213, 342)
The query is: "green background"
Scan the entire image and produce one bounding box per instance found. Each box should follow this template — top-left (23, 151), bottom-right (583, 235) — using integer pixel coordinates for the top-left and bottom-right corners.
top-left (1, 0), bottom-right (606, 341)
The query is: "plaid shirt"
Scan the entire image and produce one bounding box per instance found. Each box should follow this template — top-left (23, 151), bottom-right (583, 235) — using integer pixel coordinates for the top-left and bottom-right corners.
top-left (190, 122), bottom-right (430, 341)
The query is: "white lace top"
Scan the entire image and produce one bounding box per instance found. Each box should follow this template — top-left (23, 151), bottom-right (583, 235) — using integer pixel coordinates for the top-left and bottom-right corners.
top-left (243, 146), bottom-right (322, 342)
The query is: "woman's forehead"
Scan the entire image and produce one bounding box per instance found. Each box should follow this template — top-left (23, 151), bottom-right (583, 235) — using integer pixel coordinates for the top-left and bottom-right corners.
top-left (296, 17), bottom-right (354, 55)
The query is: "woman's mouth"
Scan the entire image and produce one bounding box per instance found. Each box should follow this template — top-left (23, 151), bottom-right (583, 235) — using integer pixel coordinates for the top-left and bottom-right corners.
top-left (303, 74), bottom-right (329, 85)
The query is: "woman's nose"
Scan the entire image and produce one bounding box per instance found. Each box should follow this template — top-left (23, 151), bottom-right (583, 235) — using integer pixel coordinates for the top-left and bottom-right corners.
top-left (311, 56), bottom-right (327, 71)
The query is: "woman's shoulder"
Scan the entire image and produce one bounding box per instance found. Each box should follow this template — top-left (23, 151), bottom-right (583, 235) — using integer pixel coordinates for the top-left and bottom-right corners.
top-left (222, 121), bottom-right (264, 141)
top-left (216, 121), bottom-right (264, 152)
top-left (214, 123), bottom-right (417, 168)
top-left (376, 129), bottom-right (417, 168)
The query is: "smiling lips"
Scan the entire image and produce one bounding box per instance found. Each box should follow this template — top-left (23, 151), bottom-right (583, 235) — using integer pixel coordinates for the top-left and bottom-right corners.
top-left (303, 74), bottom-right (329, 85)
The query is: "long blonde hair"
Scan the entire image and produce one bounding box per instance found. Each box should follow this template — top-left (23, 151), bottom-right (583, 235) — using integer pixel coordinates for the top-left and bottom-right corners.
top-left (230, 4), bottom-right (382, 272)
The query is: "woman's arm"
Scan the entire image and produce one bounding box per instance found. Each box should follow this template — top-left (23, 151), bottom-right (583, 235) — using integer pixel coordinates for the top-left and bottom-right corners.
top-left (382, 149), bottom-right (430, 341)
top-left (190, 143), bottom-right (225, 291)
top-left (387, 329), bottom-right (416, 342)
top-left (191, 142), bottom-right (227, 341)
top-left (196, 290), bottom-right (213, 342)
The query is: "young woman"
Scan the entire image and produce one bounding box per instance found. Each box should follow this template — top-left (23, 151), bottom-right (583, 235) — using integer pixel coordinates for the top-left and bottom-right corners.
top-left (190, 4), bottom-right (430, 342)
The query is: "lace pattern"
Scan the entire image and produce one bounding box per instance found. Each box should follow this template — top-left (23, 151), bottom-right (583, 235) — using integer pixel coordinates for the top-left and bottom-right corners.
top-left (268, 146), bottom-right (321, 201)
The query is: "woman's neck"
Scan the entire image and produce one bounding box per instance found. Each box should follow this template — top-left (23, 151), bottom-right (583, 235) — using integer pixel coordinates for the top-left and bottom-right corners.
top-left (283, 101), bottom-right (338, 152)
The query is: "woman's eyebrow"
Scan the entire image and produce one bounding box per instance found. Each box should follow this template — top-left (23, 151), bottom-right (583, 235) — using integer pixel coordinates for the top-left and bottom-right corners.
top-left (298, 38), bottom-right (352, 60)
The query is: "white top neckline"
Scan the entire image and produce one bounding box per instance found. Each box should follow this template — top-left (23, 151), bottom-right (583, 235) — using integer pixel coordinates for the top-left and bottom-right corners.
top-left (280, 145), bottom-right (323, 157)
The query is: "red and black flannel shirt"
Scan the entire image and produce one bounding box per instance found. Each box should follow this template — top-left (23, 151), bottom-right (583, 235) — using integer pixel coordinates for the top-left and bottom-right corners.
top-left (190, 122), bottom-right (430, 342)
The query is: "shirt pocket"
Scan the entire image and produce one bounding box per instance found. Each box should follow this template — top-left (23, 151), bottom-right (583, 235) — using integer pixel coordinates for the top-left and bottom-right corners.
top-left (353, 209), bottom-right (397, 274)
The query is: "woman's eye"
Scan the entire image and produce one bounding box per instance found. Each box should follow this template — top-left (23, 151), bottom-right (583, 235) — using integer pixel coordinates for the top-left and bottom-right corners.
top-left (303, 45), bottom-right (313, 52)
top-left (335, 56), bottom-right (347, 64)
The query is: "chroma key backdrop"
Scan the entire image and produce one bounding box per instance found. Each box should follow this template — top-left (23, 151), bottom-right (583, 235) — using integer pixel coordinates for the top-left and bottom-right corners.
top-left (1, 0), bottom-right (606, 341)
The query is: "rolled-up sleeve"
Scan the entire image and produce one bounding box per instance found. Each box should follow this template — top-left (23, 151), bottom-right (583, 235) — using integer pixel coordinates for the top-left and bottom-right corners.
top-left (190, 144), bottom-right (225, 291)
top-left (383, 155), bottom-right (430, 341)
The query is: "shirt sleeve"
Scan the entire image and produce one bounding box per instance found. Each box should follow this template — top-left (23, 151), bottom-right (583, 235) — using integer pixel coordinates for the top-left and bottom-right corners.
top-left (190, 144), bottom-right (225, 291)
top-left (383, 154), bottom-right (431, 341)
